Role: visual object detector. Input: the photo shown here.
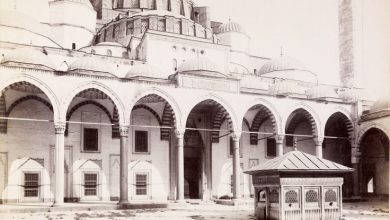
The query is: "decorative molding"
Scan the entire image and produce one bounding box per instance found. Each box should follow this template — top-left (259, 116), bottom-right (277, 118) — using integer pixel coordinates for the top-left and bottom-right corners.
top-left (54, 122), bottom-right (66, 134)
top-left (119, 125), bottom-right (129, 137)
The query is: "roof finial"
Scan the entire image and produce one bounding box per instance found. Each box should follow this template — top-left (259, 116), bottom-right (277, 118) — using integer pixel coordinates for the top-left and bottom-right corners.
top-left (280, 46), bottom-right (284, 57)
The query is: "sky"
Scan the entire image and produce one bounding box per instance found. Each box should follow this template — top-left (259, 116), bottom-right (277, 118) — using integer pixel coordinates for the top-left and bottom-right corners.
top-left (196, 0), bottom-right (390, 99)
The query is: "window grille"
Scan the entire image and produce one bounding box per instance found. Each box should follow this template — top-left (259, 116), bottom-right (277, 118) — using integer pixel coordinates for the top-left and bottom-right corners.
top-left (325, 189), bottom-right (337, 202)
top-left (135, 174), bottom-right (148, 195)
top-left (173, 21), bottom-right (181, 34)
top-left (84, 173), bottom-right (98, 196)
top-left (24, 173), bottom-right (39, 197)
top-left (306, 189), bottom-right (318, 203)
top-left (141, 19), bottom-right (149, 33)
top-left (285, 190), bottom-right (298, 203)
top-left (135, 130), bottom-right (148, 153)
top-left (84, 128), bottom-right (99, 151)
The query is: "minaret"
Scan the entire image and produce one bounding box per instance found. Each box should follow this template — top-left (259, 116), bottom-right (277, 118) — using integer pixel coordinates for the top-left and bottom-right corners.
top-left (338, 0), bottom-right (363, 88)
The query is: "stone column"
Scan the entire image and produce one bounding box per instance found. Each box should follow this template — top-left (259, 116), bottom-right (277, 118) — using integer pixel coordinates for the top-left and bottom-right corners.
top-left (119, 125), bottom-right (129, 204)
top-left (232, 132), bottom-right (241, 199)
top-left (351, 144), bottom-right (361, 196)
top-left (315, 137), bottom-right (324, 158)
top-left (276, 135), bottom-right (284, 156)
top-left (53, 122), bottom-right (65, 206)
top-left (175, 129), bottom-right (185, 201)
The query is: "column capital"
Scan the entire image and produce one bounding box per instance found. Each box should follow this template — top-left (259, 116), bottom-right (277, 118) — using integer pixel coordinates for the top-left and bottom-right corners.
top-left (351, 146), bottom-right (361, 164)
top-left (119, 125), bottom-right (130, 137)
top-left (174, 128), bottom-right (185, 139)
top-left (275, 134), bottom-right (284, 144)
top-left (54, 122), bottom-right (66, 134)
top-left (231, 131), bottom-right (241, 141)
top-left (315, 136), bottom-right (324, 145)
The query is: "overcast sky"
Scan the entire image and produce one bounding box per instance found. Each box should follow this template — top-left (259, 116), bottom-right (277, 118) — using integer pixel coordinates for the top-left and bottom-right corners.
top-left (196, 0), bottom-right (390, 98)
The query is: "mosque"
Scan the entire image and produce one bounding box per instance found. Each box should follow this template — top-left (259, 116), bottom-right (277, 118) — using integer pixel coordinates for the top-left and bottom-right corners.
top-left (0, 0), bottom-right (388, 205)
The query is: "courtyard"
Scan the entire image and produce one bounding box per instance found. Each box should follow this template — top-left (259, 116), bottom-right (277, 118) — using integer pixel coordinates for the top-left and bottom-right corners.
top-left (0, 201), bottom-right (388, 220)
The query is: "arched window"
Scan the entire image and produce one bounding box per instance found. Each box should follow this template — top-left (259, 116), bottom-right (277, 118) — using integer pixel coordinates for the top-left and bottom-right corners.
top-left (305, 190), bottom-right (318, 203)
top-left (91, 49), bottom-right (96, 54)
top-left (106, 49), bottom-right (112, 56)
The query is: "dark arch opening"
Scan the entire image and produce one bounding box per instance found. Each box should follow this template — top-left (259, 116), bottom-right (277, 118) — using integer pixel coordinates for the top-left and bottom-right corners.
top-left (360, 128), bottom-right (389, 197)
top-left (285, 108), bottom-right (317, 154)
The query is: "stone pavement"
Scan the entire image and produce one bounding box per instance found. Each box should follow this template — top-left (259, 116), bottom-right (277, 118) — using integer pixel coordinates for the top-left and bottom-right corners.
top-left (0, 201), bottom-right (388, 220)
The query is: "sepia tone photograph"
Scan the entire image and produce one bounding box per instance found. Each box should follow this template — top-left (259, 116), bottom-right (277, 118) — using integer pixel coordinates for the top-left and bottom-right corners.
top-left (0, 0), bottom-right (388, 219)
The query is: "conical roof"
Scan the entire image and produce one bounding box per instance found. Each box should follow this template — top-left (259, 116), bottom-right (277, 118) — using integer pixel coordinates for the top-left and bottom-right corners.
top-left (245, 150), bottom-right (353, 174)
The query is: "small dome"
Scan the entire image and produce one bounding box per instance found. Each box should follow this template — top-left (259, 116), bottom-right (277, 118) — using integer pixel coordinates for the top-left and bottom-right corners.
top-left (69, 56), bottom-right (114, 74)
top-left (370, 94), bottom-right (390, 113)
top-left (259, 56), bottom-right (306, 75)
top-left (218, 20), bottom-right (245, 34)
top-left (178, 57), bottom-right (220, 73)
top-left (0, 47), bottom-right (55, 70)
top-left (125, 64), bottom-right (165, 79)
top-left (269, 80), bottom-right (299, 97)
top-left (306, 85), bottom-right (338, 100)
top-left (259, 56), bottom-right (317, 83)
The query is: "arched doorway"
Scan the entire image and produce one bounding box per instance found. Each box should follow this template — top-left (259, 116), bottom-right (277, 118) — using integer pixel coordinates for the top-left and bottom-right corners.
top-left (323, 112), bottom-right (353, 197)
top-left (184, 99), bottom-right (235, 200)
top-left (359, 128), bottom-right (389, 197)
top-left (0, 81), bottom-right (56, 203)
top-left (130, 93), bottom-right (177, 200)
top-left (285, 108), bottom-right (318, 155)
top-left (65, 87), bottom-right (122, 201)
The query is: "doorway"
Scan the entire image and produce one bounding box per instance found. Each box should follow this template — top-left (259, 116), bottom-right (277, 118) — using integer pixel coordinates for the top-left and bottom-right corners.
top-left (184, 129), bottom-right (203, 199)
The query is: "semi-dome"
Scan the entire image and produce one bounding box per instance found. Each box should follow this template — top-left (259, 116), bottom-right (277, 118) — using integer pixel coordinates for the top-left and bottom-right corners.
top-left (259, 56), bottom-right (317, 83)
top-left (69, 55), bottom-right (114, 75)
top-left (125, 63), bottom-right (165, 79)
top-left (370, 95), bottom-right (390, 113)
top-left (306, 85), bottom-right (338, 100)
top-left (218, 20), bottom-right (245, 34)
top-left (0, 47), bottom-right (56, 70)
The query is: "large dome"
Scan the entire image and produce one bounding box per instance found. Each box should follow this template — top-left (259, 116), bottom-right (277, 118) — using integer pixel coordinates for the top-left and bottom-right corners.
top-left (0, 47), bottom-right (56, 70)
top-left (218, 20), bottom-right (245, 34)
top-left (0, 10), bottom-right (60, 47)
top-left (259, 56), bottom-right (317, 83)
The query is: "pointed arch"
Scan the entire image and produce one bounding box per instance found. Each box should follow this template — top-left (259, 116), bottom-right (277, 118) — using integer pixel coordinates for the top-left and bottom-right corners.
top-left (183, 93), bottom-right (238, 132)
top-left (285, 103), bottom-right (321, 138)
top-left (130, 87), bottom-right (181, 129)
top-left (0, 75), bottom-right (60, 120)
top-left (62, 81), bottom-right (125, 124)
top-left (65, 100), bottom-right (117, 137)
top-left (324, 111), bottom-right (354, 141)
top-left (0, 95), bottom-right (53, 133)
top-left (240, 98), bottom-right (282, 135)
